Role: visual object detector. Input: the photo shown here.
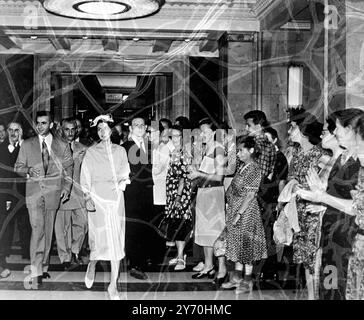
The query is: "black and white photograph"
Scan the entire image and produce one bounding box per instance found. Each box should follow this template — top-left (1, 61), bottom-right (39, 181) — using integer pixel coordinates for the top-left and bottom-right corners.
top-left (0, 0), bottom-right (364, 303)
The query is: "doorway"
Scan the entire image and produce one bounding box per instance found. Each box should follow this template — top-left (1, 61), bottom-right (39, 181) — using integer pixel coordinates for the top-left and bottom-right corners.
top-left (50, 72), bottom-right (173, 125)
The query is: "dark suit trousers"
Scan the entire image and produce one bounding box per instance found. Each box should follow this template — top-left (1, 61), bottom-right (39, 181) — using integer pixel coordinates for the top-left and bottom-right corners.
top-left (28, 196), bottom-right (57, 277)
top-left (125, 184), bottom-right (160, 270)
top-left (4, 198), bottom-right (31, 258)
top-left (0, 194), bottom-right (12, 269)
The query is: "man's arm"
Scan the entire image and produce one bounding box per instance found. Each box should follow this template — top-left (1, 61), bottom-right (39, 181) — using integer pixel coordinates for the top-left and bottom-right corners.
top-left (61, 143), bottom-right (74, 196)
top-left (14, 142), bottom-right (29, 177)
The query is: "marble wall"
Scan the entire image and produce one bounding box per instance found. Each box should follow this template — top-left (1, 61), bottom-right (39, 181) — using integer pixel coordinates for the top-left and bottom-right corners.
top-left (346, 0), bottom-right (364, 110)
top-left (0, 54), bottom-right (34, 134)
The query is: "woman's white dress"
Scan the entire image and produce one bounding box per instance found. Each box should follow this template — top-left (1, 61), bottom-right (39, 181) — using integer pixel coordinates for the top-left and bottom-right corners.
top-left (80, 143), bottom-right (130, 261)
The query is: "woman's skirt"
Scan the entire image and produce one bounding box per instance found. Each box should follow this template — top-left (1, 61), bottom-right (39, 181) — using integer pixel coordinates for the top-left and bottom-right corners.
top-left (194, 186), bottom-right (225, 247)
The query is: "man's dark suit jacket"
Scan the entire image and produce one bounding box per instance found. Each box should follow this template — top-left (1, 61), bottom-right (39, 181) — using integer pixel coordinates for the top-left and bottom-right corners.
top-left (123, 138), bottom-right (154, 218)
top-left (0, 140), bottom-right (24, 205)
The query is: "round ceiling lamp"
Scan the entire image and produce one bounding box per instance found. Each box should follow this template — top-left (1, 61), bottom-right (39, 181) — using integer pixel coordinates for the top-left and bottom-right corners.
top-left (43, 0), bottom-right (164, 20)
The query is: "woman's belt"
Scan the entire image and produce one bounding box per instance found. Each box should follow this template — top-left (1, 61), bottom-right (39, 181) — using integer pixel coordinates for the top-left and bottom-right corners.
top-left (199, 181), bottom-right (223, 188)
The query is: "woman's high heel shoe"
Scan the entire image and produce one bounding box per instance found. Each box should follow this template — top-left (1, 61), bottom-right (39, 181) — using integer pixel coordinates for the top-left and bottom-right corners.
top-left (107, 285), bottom-right (120, 300)
top-left (192, 267), bottom-right (215, 279)
top-left (85, 262), bottom-right (95, 289)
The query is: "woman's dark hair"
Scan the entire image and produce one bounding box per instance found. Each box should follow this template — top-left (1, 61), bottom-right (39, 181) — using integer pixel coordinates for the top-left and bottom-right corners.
top-left (264, 127), bottom-right (281, 148)
top-left (168, 124), bottom-right (183, 139)
top-left (236, 135), bottom-right (260, 159)
top-left (264, 127), bottom-right (278, 140)
top-left (326, 114), bottom-right (337, 134)
top-left (91, 119), bottom-right (115, 142)
top-left (170, 124), bottom-right (183, 133)
top-left (354, 113), bottom-right (364, 140)
top-left (175, 116), bottom-right (191, 129)
top-left (289, 111), bottom-right (323, 145)
top-left (330, 108), bottom-right (364, 128)
top-left (96, 119), bottom-right (115, 129)
top-left (198, 117), bottom-right (217, 131)
top-left (159, 118), bottom-right (172, 133)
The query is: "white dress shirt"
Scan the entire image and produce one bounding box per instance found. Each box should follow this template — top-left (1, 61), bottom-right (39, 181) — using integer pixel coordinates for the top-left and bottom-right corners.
top-left (38, 133), bottom-right (53, 152)
top-left (7, 139), bottom-right (23, 153)
top-left (131, 135), bottom-right (146, 153)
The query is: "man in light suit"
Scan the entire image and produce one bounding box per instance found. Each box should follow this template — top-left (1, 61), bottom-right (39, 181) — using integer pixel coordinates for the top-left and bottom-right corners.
top-left (15, 111), bottom-right (73, 287)
top-left (55, 118), bottom-right (88, 270)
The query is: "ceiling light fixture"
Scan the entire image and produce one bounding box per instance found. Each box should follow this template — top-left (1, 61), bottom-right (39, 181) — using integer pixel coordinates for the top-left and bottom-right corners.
top-left (43, 0), bottom-right (165, 20)
top-left (30, 36), bottom-right (38, 40)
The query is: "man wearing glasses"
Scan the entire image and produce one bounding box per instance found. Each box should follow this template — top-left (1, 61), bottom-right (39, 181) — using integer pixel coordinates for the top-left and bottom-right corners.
top-left (123, 117), bottom-right (157, 280)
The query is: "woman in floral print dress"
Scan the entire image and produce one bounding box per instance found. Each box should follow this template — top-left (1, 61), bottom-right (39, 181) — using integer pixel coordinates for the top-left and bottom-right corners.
top-left (286, 110), bottom-right (325, 300)
top-left (298, 109), bottom-right (363, 300)
top-left (346, 114), bottom-right (364, 300)
top-left (164, 125), bottom-right (192, 271)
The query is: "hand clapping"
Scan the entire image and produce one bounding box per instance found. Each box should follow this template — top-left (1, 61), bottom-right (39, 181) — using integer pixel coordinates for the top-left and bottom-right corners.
top-left (306, 167), bottom-right (326, 192)
top-left (296, 188), bottom-right (321, 203)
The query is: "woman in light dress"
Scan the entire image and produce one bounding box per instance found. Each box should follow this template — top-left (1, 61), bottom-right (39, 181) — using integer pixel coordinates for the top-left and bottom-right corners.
top-left (188, 118), bottom-right (225, 279)
top-left (80, 114), bottom-right (130, 300)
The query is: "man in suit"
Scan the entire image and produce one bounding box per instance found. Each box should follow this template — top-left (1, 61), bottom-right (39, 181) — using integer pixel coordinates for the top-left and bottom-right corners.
top-left (0, 122), bottom-right (31, 272)
top-left (14, 111), bottom-right (73, 287)
top-left (0, 122), bottom-right (28, 278)
top-left (124, 117), bottom-right (163, 280)
top-left (55, 118), bottom-right (88, 270)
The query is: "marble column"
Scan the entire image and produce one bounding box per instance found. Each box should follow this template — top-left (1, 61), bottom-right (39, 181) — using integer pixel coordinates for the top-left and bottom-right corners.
top-left (346, 0), bottom-right (364, 109)
top-left (219, 33), bottom-right (256, 134)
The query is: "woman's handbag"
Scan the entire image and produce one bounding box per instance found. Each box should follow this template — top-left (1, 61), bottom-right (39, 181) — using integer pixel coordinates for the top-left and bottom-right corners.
top-left (273, 205), bottom-right (293, 246)
top-left (156, 215), bottom-right (170, 239)
top-left (213, 227), bottom-right (227, 257)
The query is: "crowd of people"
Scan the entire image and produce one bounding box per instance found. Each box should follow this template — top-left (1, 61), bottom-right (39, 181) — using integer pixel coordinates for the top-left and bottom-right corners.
top-left (0, 107), bottom-right (364, 300)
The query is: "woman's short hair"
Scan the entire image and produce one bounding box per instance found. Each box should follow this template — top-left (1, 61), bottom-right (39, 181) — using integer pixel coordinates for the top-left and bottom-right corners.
top-left (330, 108), bottom-right (364, 128)
top-left (170, 124), bottom-right (183, 132)
top-left (326, 114), bottom-right (337, 134)
top-left (96, 119), bottom-right (114, 129)
top-left (354, 113), bottom-right (364, 140)
top-left (175, 116), bottom-right (191, 129)
top-left (289, 111), bottom-right (323, 145)
top-left (198, 117), bottom-right (217, 131)
top-left (264, 127), bottom-right (278, 140)
top-left (159, 118), bottom-right (172, 133)
top-left (236, 135), bottom-right (260, 159)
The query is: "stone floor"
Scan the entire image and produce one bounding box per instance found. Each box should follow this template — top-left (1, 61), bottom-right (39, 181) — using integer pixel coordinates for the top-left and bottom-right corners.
top-left (0, 247), bottom-right (309, 300)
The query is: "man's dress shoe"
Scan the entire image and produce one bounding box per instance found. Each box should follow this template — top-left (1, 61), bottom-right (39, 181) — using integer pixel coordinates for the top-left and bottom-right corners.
top-left (42, 272), bottom-right (51, 279)
top-left (63, 262), bottom-right (72, 271)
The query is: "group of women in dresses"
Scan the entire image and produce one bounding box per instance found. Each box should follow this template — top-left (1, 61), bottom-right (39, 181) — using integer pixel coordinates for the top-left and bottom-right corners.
top-left (77, 107), bottom-right (364, 300)
top-left (291, 108), bottom-right (364, 300)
